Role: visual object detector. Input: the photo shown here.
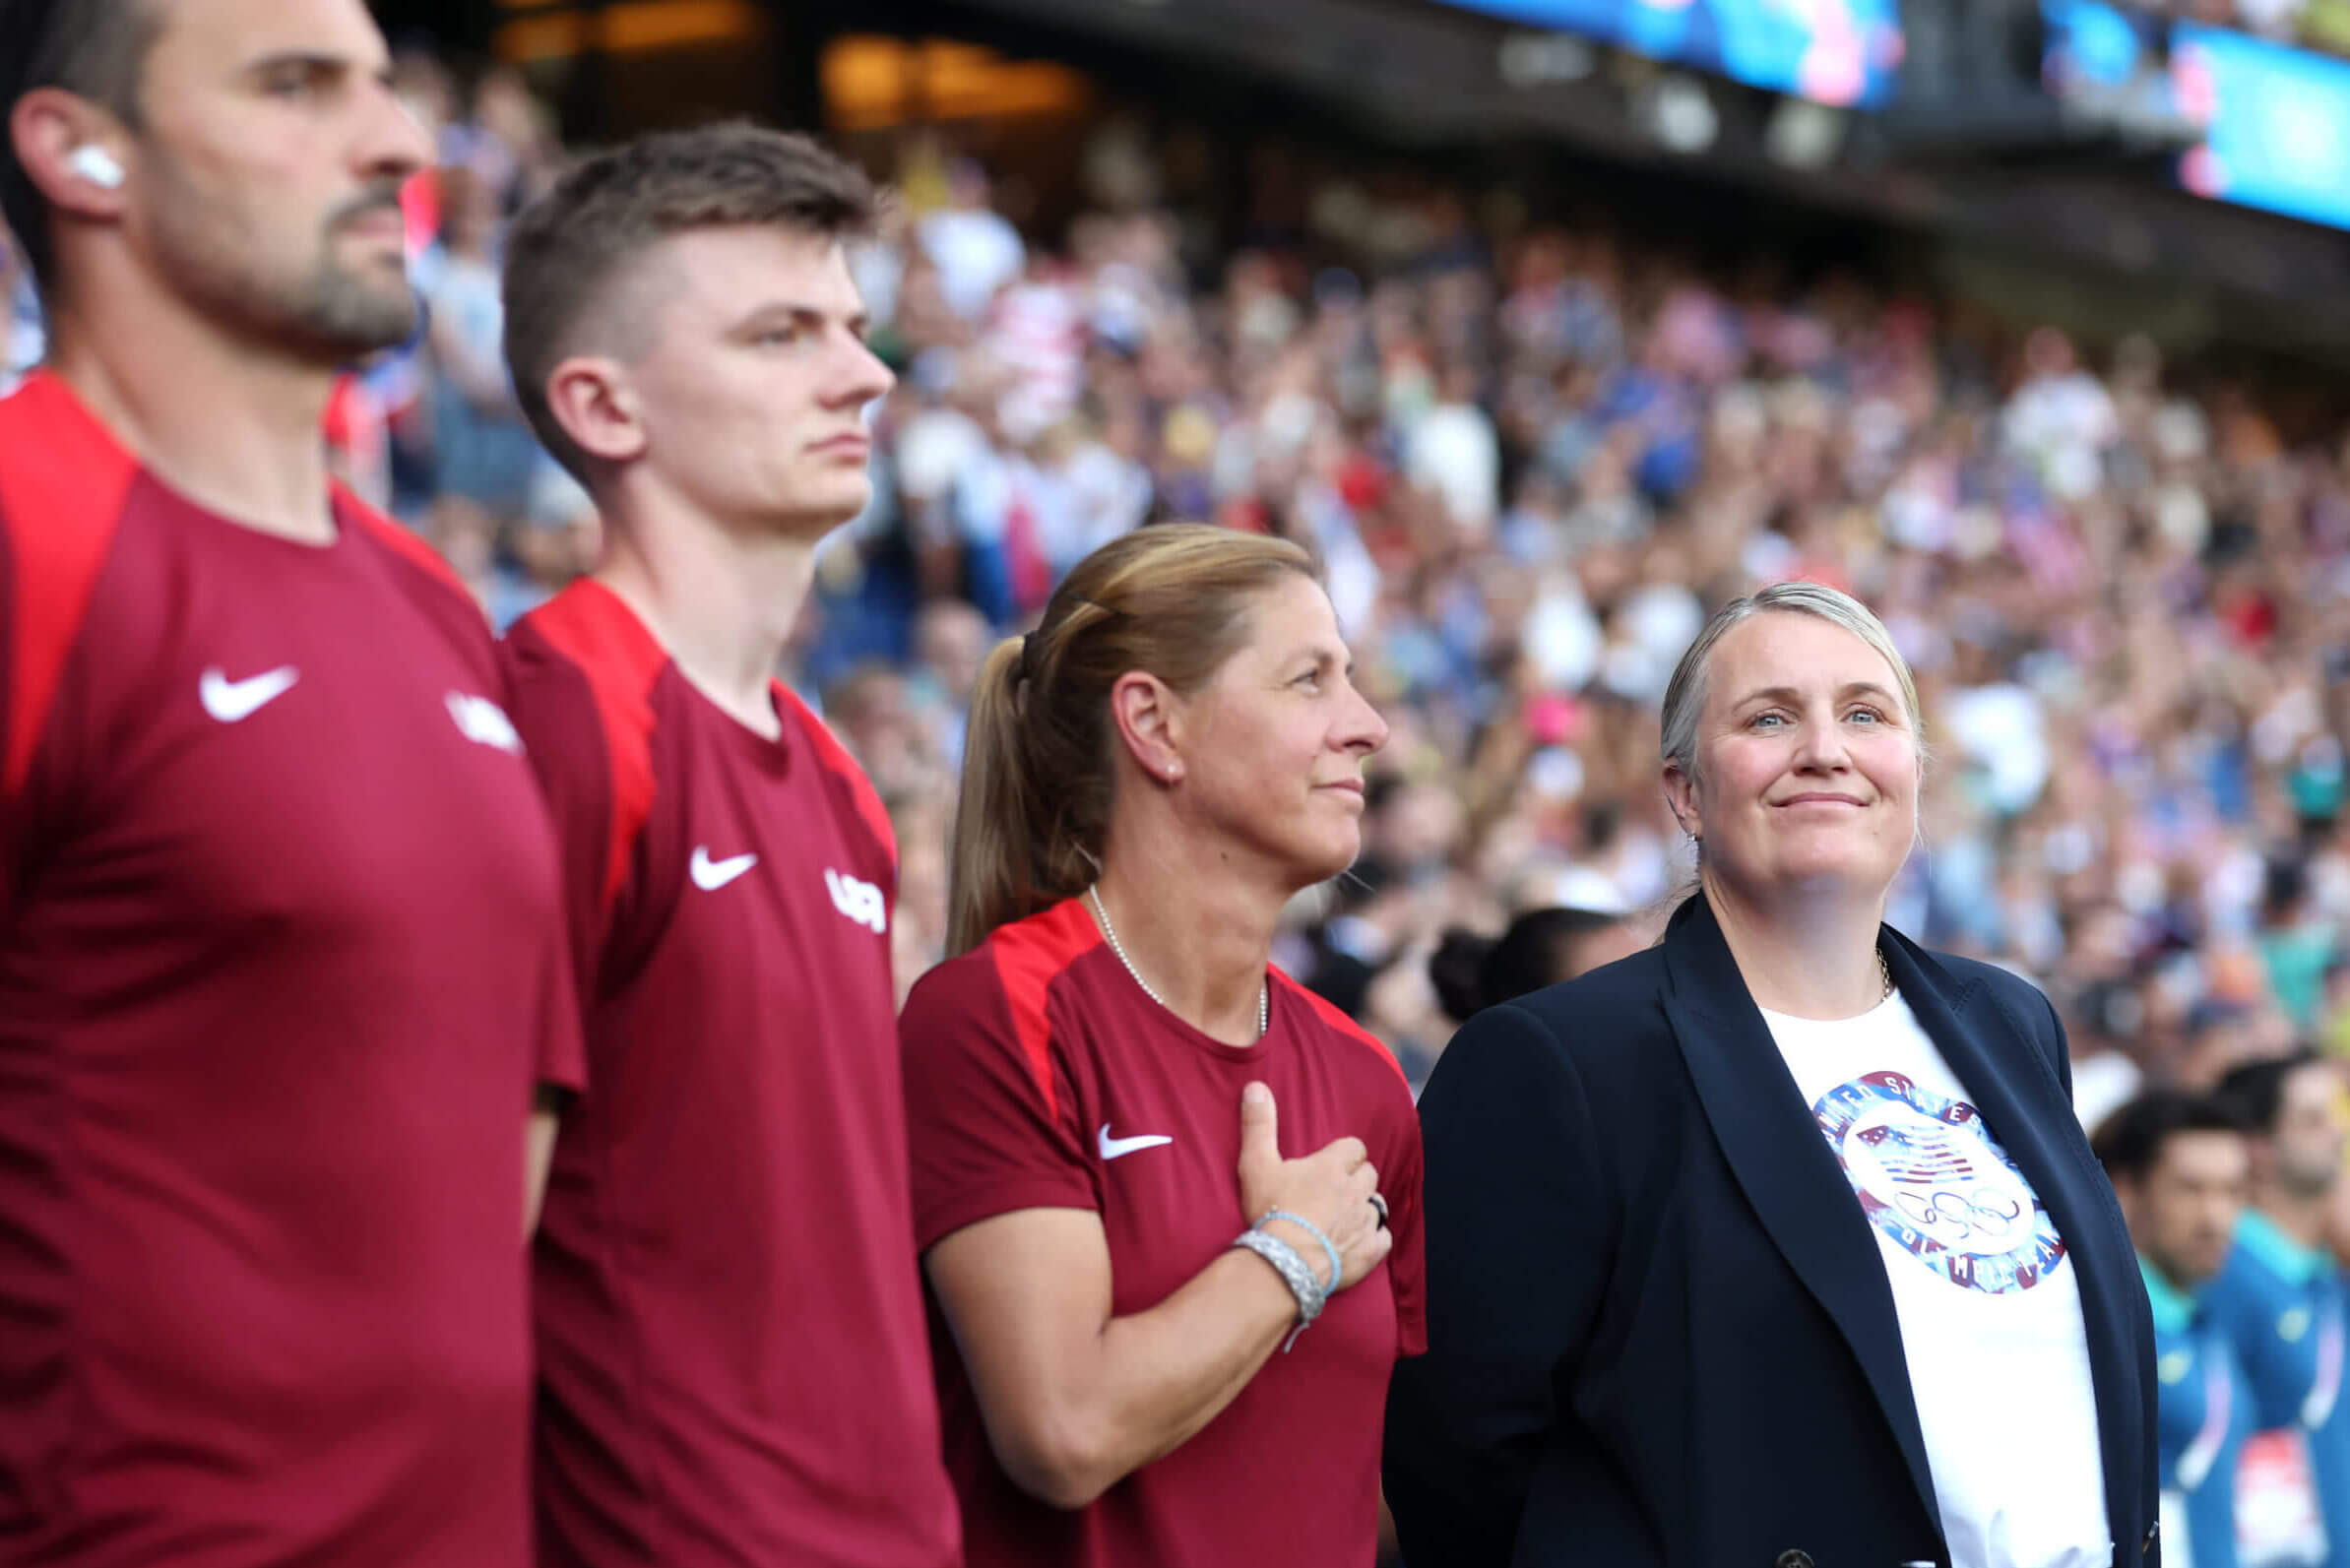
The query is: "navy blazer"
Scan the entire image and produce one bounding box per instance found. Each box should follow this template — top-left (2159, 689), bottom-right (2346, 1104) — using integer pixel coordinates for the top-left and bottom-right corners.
top-left (1384, 894), bottom-right (2159, 1568)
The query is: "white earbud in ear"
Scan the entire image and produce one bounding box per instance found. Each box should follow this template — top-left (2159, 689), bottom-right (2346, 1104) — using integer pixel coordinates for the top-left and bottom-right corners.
top-left (67, 146), bottom-right (125, 190)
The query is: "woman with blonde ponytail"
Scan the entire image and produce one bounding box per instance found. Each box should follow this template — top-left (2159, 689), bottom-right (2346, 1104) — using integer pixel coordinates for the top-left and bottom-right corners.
top-left (942, 630), bottom-right (1067, 958)
top-left (901, 524), bottom-right (1427, 1568)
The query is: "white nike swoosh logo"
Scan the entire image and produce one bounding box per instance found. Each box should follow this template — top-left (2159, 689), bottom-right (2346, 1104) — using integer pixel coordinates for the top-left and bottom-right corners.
top-left (199, 665), bottom-right (299, 722)
top-left (1098, 1124), bottom-right (1174, 1160)
top-left (690, 847), bottom-right (758, 891)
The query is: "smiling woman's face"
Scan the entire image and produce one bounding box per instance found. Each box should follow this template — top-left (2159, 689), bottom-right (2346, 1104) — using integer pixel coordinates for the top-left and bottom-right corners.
top-left (1665, 610), bottom-right (1922, 904)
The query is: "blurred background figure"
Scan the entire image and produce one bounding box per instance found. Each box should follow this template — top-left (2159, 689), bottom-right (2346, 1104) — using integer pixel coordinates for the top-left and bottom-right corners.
top-left (422, 162), bottom-right (538, 524)
top-left (2095, 1090), bottom-right (2257, 1568)
top-left (1427, 901), bottom-right (1641, 1026)
top-left (2206, 1052), bottom-right (2350, 1568)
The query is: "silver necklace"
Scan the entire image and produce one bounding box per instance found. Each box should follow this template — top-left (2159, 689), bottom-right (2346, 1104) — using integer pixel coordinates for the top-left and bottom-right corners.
top-left (1876, 948), bottom-right (1895, 1001)
top-left (1088, 884), bottom-right (1269, 1039)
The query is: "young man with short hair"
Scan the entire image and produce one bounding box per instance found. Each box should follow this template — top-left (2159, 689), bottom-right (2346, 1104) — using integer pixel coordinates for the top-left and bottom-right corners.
top-left (497, 124), bottom-right (958, 1567)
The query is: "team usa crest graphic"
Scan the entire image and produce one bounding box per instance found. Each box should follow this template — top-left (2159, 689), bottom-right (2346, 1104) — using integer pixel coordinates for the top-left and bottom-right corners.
top-left (1812, 1070), bottom-right (2066, 1295)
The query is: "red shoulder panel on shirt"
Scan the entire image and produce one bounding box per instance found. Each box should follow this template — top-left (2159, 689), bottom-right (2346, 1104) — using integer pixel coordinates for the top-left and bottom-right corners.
top-left (984, 899), bottom-right (1102, 1121)
top-left (0, 372), bottom-right (140, 799)
top-left (514, 580), bottom-right (667, 913)
top-left (1273, 967), bottom-right (1410, 1088)
top-left (339, 485), bottom-right (477, 607)
top-left (774, 681), bottom-right (897, 869)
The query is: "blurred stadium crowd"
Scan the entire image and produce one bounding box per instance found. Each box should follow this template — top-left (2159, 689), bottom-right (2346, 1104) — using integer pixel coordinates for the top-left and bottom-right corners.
top-left (13, 47), bottom-right (2350, 1129)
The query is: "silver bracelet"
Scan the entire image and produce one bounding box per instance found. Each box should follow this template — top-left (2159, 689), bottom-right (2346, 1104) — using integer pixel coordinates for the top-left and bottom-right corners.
top-left (1256, 1208), bottom-right (1343, 1291)
top-left (1232, 1228), bottom-right (1327, 1351)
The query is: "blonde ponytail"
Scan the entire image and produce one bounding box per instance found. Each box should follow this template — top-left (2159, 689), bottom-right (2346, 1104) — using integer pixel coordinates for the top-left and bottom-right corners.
top-left (946, 639), bottom-right (1040, 956)
top-left (941, 525), bottom-right (1319, 957)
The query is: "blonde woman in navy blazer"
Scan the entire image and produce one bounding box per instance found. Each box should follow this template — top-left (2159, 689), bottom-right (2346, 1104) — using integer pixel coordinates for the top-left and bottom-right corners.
top-left (1386, 583), bottom-right (2158, 1568)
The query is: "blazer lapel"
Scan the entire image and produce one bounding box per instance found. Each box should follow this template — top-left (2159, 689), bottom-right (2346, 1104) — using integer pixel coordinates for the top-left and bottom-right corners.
top-left (1884, 933), bottom-right (2146, 1553)
top-left (1660, 897), bottom-right (1942, 1535)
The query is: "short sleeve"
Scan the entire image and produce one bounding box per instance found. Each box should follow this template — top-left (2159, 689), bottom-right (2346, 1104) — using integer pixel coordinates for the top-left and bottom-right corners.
top-left (530, 903), bottom-right (586, 1096)
top-left (900, 952), bottom-right (1096, 1251)
top-left (496, 639), bottom-right (619, 1045)
top-left (1382, 1100), bottom-right (1429, 1357)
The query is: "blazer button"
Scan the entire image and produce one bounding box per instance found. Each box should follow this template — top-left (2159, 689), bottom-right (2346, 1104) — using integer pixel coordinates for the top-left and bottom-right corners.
top-left (1774, 1553), bottom-right (1814, 1568)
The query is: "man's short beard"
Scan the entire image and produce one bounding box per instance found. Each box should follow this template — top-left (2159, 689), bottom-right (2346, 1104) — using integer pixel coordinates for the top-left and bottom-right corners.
top-left (287, 251), bottom-right (418, 358)
top-left (191, 248), bottom-right (418, 363)
top-left (146, 161), bottom-right (418, 362)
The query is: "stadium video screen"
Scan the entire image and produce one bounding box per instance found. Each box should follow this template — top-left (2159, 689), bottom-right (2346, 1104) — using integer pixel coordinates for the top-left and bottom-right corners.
top-left (1426, 0), bottom-right (1904, 107)
top-left (2046, 0), bottom-right (2350, 231)
top-left (1434, 0), bottom-right (2350, 232)
top-left (2171, 22), bottom-right (2350, 231)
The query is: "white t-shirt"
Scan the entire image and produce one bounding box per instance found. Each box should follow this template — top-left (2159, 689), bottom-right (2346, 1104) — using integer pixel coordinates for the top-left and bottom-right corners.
top-left (1762, 989), bottom-right (2110, 1568)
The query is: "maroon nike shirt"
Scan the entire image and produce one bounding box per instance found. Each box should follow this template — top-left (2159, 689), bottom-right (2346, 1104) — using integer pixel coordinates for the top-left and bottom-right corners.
top-left (0, 371), bottom-right (582, 1565)
top-left (501, 579), bottom-right (958, 1568)
top-left (900, 896), bottom-right (1425, 1568)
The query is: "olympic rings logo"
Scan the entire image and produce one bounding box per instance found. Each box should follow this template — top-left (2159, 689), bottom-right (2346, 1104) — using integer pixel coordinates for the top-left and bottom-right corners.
top-left (1889, 1184), bottom-right (2024, 1240)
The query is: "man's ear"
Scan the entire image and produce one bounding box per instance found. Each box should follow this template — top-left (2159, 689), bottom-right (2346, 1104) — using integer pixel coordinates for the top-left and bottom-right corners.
top-left (12, 88), bottom-right (132, 222)
top-left (543, 354), bottom-right (648, 467)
